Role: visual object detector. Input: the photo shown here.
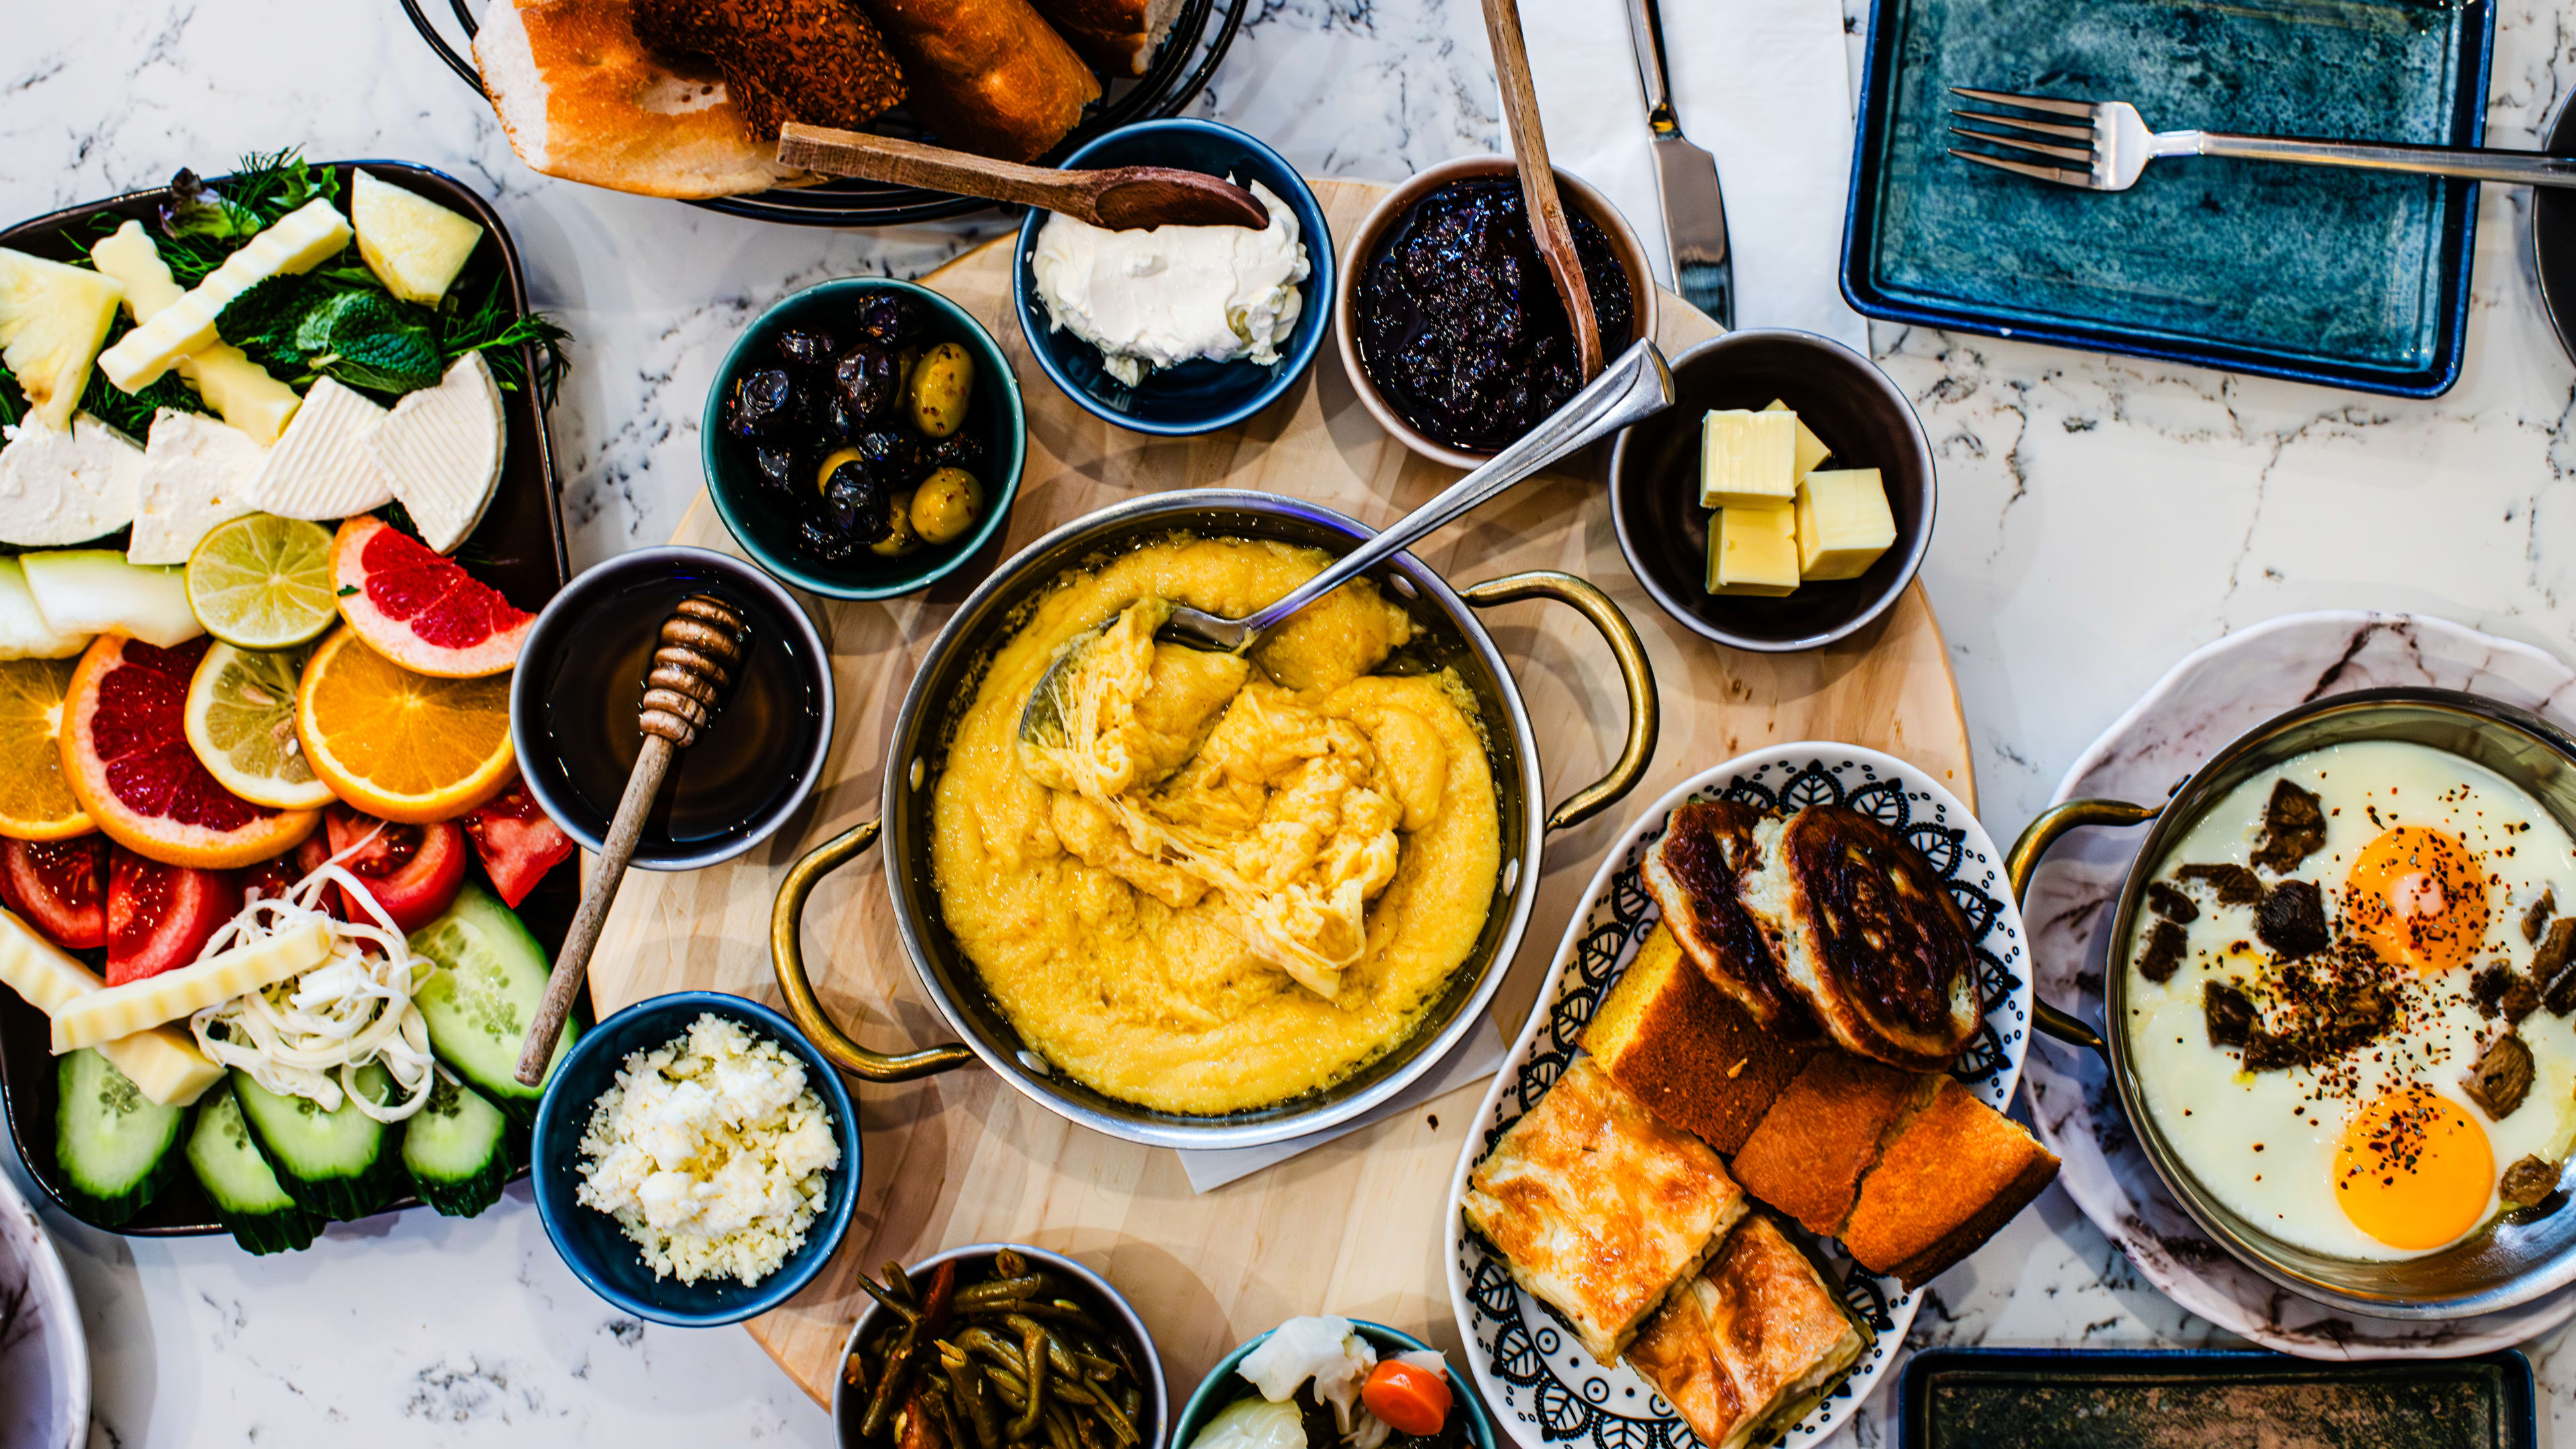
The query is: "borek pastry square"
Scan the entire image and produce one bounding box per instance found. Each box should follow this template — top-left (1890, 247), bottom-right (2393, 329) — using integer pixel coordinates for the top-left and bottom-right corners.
top-left (1626, 1214), bottom-right (1865, 1449)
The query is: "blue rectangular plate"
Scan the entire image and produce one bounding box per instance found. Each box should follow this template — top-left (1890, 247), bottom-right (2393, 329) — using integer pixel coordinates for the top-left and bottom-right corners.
top-left (1845, 0), bottom-right (2493, 396)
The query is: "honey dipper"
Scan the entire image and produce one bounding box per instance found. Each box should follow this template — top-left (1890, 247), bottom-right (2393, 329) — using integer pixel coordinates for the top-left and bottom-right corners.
top-left (514, 594), bottom-right (751, 1085)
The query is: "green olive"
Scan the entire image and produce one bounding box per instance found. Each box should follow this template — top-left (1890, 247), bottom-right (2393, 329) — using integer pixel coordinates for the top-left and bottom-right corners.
top-left (871, 490), bottom-right (922, 557)
top-left (908, 341), bottom-right (975, 439)
top-left (815, 446), bottom-right (865, 496)
top-left (910, 468), bottom-right (983, 545)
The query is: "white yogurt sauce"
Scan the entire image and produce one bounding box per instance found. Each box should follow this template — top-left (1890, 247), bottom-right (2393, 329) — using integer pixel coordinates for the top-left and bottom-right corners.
top-left (1030, 178), bottom-right (1309, 386)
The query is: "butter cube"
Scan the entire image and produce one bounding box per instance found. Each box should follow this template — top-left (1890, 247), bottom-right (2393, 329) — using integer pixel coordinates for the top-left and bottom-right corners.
top-left (1707, 501), bottom-right (1801, 596)
top-left (1796, 468), bottom-right (1897, 581)
top-left (1764, 398), bottom-right (1832, 480)
top-left (1700, 410), bottom-right (1799, 508)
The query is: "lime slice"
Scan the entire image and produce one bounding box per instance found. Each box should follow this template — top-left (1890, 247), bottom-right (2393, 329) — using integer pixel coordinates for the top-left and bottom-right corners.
top-left (185, 515), bottom-right (339, 649)
top-left (184, 639), bottom-right (335, 810)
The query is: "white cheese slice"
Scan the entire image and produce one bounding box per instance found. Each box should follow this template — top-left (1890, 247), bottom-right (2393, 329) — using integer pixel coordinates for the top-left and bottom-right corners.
top-left (354, 170), bottom-right (484, 307)
top-left (129, 409), bottom-right (265, 566)
top-left (0, 413), bottom-right (142, 546)
top-left (91, 221), bottom-right (303, 446)
top-left (249, 377), bottom-right (392, 519)
top-left (0, 908), bottom-right (221, 1106)
top-left (52, 918), bottom-right (332, 1051)
top-left (0, 557), bottom-right (89, 659)
top-left (95, 198), bottom-right (351, 392)
top-left (370, 352), bottom-right (502, 553)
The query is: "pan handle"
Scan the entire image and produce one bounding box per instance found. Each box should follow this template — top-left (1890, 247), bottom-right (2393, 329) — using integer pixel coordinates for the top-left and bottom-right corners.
top-left (1460, 571), bottom-right (1660, 834)
top-left (2004, 798), bottom-right (2164, 1059)
top-left (771, 818), bottom-right (979, 1081)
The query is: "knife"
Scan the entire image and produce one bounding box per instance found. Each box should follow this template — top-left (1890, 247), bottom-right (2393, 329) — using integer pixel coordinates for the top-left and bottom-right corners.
top-left (1623, 0), bottom-right (1734, 327)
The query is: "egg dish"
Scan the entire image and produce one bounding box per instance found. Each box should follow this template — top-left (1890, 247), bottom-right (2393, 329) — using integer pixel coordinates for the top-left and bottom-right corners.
top-left (2126, 738), bottom-right (2576, 1261)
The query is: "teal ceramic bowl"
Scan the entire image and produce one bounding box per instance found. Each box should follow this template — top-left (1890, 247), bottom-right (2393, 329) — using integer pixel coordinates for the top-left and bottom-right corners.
top-left (1175, 1322), bottom-right (1495, 1449)
top-left (531, 992), bottom-right (859, 1327)
top-left (703, 278), bottom-right (1026, 600)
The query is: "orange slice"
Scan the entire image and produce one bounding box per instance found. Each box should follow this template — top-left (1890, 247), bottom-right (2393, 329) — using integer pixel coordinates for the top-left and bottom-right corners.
top-left (294, 627), bottom-right (515, 824)
top-left (0, 657), bottom-right (93, 841)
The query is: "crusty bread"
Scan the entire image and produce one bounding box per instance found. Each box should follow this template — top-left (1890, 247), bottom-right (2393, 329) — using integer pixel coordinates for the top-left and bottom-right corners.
top-left (1463, 1058), bottom-right (1748, 1363)
top-left (1584, 924), bottom-right (1822, 1155)
top-left (858, 0), bottom-right (1103, 162)
top-left (1024, 0), bottom-right (1184, 76)
top-left (1743, 808), bottom-right (1983, 1072)
top-left (632, 0), bottom-right (906, 141)
top-left (1841, 1076), bottom-right (2059, 1289)
top-left (1642, 800), bottom-right (1813, 1031)
top-left (474, 0), bottom-right (812, 200)
top-left (1727, 1052), bottom-right (1939, 1236)
top-left (1627, 1214), bottom-right (1865, 1449)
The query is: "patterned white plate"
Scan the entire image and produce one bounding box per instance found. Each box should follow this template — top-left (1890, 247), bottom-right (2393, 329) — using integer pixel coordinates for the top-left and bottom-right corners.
top-left (1445, 744), bottom-right (2032, 1449)
top-left (2021, 609), bottom-right (2576, 1358)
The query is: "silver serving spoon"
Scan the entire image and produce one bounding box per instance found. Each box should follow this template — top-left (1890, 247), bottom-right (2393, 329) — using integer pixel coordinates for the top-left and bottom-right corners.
top-left (1020, 336), bottom-right (1674, 746)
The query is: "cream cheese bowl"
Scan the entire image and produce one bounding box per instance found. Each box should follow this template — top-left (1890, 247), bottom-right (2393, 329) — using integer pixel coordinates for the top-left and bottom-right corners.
top-left (2010, 687), bottom-right (2576, 1319)
top-left (766, 488), bottom-right (1658, 1149)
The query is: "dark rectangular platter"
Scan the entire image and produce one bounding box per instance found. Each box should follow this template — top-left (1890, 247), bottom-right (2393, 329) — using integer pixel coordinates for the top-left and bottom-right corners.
top-left (0, 159), bottom-right (580, 1236)
top-left (1898, 1347), bottom-right (2536, 1449)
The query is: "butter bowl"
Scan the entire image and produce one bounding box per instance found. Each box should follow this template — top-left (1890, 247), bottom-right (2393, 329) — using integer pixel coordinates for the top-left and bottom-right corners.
top-left (1012, 118), bottom-right (1333, 435)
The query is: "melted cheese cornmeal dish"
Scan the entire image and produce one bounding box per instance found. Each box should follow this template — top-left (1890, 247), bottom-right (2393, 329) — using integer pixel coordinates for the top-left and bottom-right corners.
top-left (930, 537), bottom-right (1501, 1114)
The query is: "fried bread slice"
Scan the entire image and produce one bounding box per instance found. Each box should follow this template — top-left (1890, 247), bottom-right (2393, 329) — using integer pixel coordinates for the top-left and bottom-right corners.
top-left (1627, 1214), bottom-right (1866, 1449)
top-left (1841, 1075), bottom-right (2059, 1289)
top-left (1727, 1051), bottom-right (1939, 1236)
top-left (1642, 800), bottom-right (1813, 1031)
top-left (1584, 924), bottom-right (1823, 1155)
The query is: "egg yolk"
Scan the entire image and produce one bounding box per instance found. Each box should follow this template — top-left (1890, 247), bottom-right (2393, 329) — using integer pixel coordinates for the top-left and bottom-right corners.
top-left (2343, 826), bottom-right (2489, 973)
top-left (2332, 1087), bottom-right (2493, 1250)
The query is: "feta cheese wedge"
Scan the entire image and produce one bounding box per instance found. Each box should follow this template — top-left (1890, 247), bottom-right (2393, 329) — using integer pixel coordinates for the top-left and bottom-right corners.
top-left (91, 220), bottom-right (303, 445)
top-left (0, 558), bottom-right (89, 659)
top-left (129, 409), bottom-right (265, 565)
top-left (354, 170), bottom-right (484, 307)
top-left (250, 378), bottom-right (393, 520)
top-left (0, 414), bottom-right (142, 546)
top-left (95, 197), bottom-right (351, 392)
top-left (370, 352), bottom-right (502, 552)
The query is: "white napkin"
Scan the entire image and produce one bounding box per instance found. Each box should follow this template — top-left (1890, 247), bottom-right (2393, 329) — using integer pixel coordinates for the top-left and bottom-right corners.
top-left (1500, 0), bottom-right (1868, 349)
top-left (1173, 1014), bottom-right (1507, 1193)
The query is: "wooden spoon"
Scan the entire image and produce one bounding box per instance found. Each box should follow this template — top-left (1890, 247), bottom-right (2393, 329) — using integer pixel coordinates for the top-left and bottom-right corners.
top-left (1482, 0), bottom-right (1605, 381)
top-left (776, 125), bottom-right (1271, 230)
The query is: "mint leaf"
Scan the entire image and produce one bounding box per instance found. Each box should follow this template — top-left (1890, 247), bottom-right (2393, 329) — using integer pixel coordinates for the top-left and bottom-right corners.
top-left (325, 329), bottom-right (443, 394)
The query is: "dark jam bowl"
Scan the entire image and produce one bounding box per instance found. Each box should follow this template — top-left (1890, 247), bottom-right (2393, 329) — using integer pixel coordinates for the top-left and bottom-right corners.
top-left (1334, 156), bottom-right (1658, 469)
top-left (510, 546), bottom-right (834, 871)
top-left (704, 278), bottom-right (1026, 601)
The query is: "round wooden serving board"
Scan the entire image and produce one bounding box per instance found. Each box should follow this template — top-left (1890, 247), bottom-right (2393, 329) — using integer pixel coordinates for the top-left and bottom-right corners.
top-left (587, 177), bottom-right (1973, 1408)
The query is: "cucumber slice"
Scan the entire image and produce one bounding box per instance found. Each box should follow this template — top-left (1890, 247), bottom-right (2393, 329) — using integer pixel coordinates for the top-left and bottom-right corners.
top-left (54, 1046), bottom-right (183, 1226)
top-left (409, 883), bottom-right (574, 1120)
top-left (231, 1067), bottom-right (390, 1222)
top-left (185, 1082), bottom-right (321, 1254)
top-left (400, 1074), bottom-right (511, 1218)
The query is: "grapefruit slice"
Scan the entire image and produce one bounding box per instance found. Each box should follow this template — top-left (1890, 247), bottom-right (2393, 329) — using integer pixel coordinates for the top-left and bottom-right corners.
top-left (62, 635), bottom-right (322, 868)
top-left (329, 516), bottom-right (533, 678)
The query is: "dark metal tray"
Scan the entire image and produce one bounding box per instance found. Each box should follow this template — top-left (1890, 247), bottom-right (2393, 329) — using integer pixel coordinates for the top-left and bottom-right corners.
top-left (1897, 1347), bottom-right (2536, 1449)
top-left (0, 159), bottom-right (579, 1236)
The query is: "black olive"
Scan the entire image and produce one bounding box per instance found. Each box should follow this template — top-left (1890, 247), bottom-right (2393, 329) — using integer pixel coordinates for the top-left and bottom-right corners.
top-left (849, 292), bottom-right (927, 347)
top-left (796, 519), bottom-right (867, 561)
top-left (853, 429), bottom-right (922, 482)
top-left (922, 431), bottom-right (985, 478)
top-left (727, 368), bottom-right (796, 439)
top-left (819, 460), bottom-right (895, 543)
top-left (775, 327), bottom-right (840, 367)
top-left (751, 446), bottom-right (801, 494)
top-left (820, 395), bottom-right (861, 442)
top-left (833, 345), bottom-right (901, 429)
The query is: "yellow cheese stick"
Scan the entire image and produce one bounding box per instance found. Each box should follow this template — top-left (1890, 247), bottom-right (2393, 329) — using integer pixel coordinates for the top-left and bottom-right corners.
top-left (52, 919), bottom-right (331, 1053)
top-left (96, 199), bottom-right (350, 392)
top-left (0, 906), bottom-right (223, 1105)
top-left (90, 221), bottom-right (303, 445)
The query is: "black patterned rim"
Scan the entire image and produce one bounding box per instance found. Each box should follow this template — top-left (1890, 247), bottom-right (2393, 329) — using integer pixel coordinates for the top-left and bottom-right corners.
top-left (1455, 754), bottom-right (2029, 1449)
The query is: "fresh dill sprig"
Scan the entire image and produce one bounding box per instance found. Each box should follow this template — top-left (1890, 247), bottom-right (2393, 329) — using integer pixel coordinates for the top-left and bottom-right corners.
top-left (442, 272), bottom-right (572, 407)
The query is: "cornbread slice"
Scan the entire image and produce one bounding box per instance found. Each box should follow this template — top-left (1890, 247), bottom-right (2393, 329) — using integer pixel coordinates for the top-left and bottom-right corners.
top-left (1464, 1057), bottom-right (1748, 1362)
top-left (1627, 1214), bottom-right (1866, 1449)
top-left (1727, 1052), bottom-right (1939, 1236)
top-left (1841, 1076), bottom-right (2059, 1289)
top-left (1584, 924), bottom-right (1821, 1155)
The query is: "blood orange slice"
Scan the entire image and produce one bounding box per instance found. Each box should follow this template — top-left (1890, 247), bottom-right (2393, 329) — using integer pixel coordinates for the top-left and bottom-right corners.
top-left (329, 516), bottom-right (534, 679)
top-left (62, 635), bottom-right (323, 868)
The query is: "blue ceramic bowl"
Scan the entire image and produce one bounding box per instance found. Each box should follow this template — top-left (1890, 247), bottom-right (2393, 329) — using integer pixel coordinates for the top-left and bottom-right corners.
top-left (1012, 119), bottom-right (1332, 435)
top-left (704, 278), bottom-right (1026, 600)
top-left (531, 992), bottom-right (861, 1327)
top-left (1174, 1322), bottom-right (1497, 1449)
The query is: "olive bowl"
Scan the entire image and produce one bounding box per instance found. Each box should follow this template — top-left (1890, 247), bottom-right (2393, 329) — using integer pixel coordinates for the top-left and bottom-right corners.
top-left (704, 277), bottom-right (1026, 601)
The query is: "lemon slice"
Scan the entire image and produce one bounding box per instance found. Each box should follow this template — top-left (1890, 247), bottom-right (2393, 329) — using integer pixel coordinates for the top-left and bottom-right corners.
top-left (184, 640), bottom-right (335, 810)
top-left (184, 514), bottom-right (339, 649)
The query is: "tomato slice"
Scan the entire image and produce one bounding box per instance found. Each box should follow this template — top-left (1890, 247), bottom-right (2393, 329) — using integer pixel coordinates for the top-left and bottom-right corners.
top-left (458, 778), bottom-right (576, 908)
top-left (1, 836), bottom-right (109, 951)
top-left (1361, 1360), bottom-right (1452, 1438)
top-left (105, 847), bottom-right (241, 986)
top-left (324, 804), bottom-right (467, 935)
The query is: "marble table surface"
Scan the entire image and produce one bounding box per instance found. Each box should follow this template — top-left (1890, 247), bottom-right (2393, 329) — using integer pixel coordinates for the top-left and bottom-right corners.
top-left (9, 0), bottom-right (2576, 1443)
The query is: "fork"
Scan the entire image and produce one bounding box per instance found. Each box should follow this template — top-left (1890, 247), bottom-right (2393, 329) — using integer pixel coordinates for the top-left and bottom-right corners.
top-left (1947, 87), bottom-right (2576, 191)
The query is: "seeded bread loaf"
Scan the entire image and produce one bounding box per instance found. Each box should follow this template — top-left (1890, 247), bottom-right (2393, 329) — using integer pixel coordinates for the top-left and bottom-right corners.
top-left (856, 0), bottom-right (1103, 162)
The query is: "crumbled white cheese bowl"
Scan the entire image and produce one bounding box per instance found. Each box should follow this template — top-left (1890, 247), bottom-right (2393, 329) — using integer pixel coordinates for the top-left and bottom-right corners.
top-left (576, 1012), bottom-right (843, 1287)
